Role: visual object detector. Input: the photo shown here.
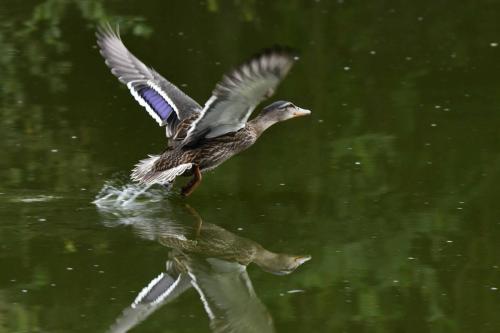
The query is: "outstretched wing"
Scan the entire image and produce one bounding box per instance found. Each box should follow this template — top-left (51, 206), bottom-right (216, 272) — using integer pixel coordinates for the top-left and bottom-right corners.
top-left (108, 270), bottom-right (192, 333)
top-left (187, 257), bottom-right (275, 333)
top-left (182, 48), bottom-right (297, 145)
top-left (96, 24), bottom-right (202, 138)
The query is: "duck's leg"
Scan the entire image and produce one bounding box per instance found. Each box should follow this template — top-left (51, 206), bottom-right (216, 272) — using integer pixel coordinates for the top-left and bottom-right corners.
top-left (184, 204), bottom-right (203, 238)
top-left (181, 164), bottom-right (202, 197)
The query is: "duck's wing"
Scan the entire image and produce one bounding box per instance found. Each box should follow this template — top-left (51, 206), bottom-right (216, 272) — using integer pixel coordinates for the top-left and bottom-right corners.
top-left (96, 24), bottom-right (202, 138)
top-left (182, 48), bottom-right (296, 145)
top-left (187, 257), bottom-right (275, 333)
top-left (107, 262), bottom-right (192, 333)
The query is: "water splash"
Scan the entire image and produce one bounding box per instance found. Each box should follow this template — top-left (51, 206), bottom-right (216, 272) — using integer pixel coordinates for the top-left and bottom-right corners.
top-left (93, 179), bottom-right (167, 209)
top-left (93, 178), bottom-right (185, 241)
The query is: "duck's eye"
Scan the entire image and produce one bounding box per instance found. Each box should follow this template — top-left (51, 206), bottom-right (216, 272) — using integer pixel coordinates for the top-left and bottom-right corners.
top-left (280, 103), bottom-right (292, 109)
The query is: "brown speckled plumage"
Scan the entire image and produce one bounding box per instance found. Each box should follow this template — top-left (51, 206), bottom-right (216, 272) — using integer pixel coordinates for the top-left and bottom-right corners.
top-left (159, 222), bottom-right (259, 265)
top-left (149, 125), bottom-right (258, 177)
top-left (158, 220), bottom-right (311, 274)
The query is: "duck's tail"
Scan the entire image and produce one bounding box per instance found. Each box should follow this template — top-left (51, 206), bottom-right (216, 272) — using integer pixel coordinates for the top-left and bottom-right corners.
top-left (131, 155), bottom-right (192, 185)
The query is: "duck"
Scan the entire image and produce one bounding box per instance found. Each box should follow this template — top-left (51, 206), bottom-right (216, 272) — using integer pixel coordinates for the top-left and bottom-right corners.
top-left (157, 206), bottom-right (311, 275)
top-left (107, 206), bottom-right (310, 333)
top-left (96, 24), bottom-right (311, 196)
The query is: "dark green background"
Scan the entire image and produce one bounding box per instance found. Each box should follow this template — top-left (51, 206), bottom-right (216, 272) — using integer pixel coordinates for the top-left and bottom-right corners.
top-left (1, 0), bottom-right (499, 332)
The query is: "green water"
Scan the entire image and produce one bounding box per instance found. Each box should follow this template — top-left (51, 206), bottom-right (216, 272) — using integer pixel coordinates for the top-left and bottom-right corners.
top-left (1, 1), bottom-right (500, 332)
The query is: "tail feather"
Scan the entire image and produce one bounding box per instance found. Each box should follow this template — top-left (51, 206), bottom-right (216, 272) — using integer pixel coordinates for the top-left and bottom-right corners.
top-left (131, 155), bottom-right (192, 185)
top-left (131, 155), bottom-right (160, 182)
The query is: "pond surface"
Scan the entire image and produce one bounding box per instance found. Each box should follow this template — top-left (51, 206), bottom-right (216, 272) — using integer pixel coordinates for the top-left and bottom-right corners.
top-left (1, 1), bottom-right (500, 332)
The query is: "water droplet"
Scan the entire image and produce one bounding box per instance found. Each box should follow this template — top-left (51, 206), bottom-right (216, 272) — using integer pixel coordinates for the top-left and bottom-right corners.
top-left (343, 66), bottom-right (350, 71)
top-left (287, 289), bottom-right (305, 294)
top-left (369, 50), bottom-right (376, 55)
top-left (490, 42), bottom-right (498, 47)
top-left (66, 267), bottom-right (73, 271)
top-left (431, 123), bottom-right (437, 127)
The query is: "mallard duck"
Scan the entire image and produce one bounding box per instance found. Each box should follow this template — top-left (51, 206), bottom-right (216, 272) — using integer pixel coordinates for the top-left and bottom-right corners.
top-left (96, 25), bottom-right (311, 196)
top-left (111, 250), bottom-right (275, 333)
top-left (108, 208), bottom-right (310, 333)
top-left (158, 207), bottom-right (311, 275)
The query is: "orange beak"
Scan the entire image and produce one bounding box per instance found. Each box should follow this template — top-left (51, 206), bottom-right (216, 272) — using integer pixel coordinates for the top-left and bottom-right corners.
top-left (292, 107), bottom-right (312, 117)
top-left (295, 255), bottom-right (312, 265)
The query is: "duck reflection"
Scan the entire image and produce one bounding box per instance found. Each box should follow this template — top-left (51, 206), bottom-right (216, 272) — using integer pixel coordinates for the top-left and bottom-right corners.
top-left (107, 206), bottom-right (310, 333)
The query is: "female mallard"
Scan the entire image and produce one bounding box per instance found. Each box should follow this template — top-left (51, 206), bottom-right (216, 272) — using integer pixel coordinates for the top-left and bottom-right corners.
top-left (158, 206), bottom-right (311, 275)
top-left (96, 25), bottom-right (310, 196)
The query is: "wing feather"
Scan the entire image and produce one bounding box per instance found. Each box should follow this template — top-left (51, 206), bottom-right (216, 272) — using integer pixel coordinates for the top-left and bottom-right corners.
top-left (183, 48), bottom-right (297, 144)
top-left (96, 24), bottom-right (202, 137)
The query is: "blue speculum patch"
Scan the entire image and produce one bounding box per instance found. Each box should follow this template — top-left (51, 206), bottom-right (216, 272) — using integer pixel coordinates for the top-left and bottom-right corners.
top-left (138, 87), bottom-right (174, 121)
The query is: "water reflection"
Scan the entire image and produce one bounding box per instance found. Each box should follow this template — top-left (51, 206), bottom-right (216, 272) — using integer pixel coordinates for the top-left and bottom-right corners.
top-left (97, 198), bottom-right (310, 333)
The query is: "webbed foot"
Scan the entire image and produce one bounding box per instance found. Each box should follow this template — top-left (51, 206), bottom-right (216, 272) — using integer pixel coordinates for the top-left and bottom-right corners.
top-left (180, 165), bottom-right (202, 197)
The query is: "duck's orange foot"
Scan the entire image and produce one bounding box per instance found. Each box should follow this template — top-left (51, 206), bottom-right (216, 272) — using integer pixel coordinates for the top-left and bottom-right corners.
top-left (180, 165), bottom-right (202, 197)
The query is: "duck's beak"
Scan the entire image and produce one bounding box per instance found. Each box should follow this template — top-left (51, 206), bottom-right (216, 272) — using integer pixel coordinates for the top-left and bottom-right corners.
top-left (294, 255), bottom-right (312, 266)
top-left (292, 106), bottom-right (312, 117)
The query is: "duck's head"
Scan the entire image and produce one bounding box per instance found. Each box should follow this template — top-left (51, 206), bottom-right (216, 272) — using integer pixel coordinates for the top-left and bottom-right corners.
top-left (253, 101), bottom-right (311, 133)
top-left (255, 252), bottom-right (312, 275)
top-left (261, 100), bottom-right (311, 121)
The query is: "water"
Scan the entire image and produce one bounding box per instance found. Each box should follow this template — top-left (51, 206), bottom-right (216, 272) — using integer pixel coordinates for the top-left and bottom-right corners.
top-left (1, 1), bottom-right (500, 332)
